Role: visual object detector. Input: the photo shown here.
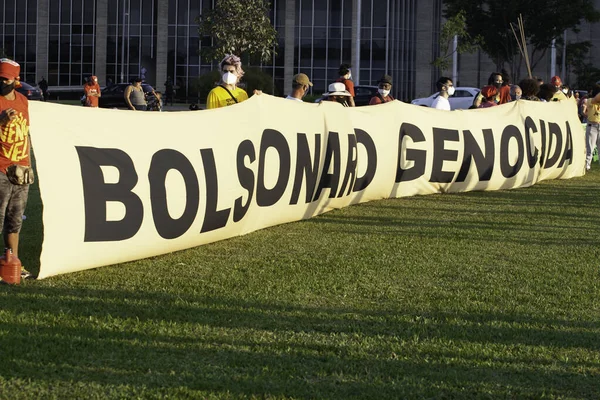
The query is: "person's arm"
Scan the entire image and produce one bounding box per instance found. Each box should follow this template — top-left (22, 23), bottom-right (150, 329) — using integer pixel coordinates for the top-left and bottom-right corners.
top-left (591, 93), bottom-right (600, 105)
top-left (124, 86), bottom-right (135, 110)
top-left (472, 92), bottom-right (483, 108)
top-left (96, 84), bottom-right (101, 97)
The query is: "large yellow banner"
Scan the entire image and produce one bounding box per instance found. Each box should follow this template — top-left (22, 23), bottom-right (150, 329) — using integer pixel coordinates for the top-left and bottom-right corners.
top-left (29, 96), bottom-right (583, 278)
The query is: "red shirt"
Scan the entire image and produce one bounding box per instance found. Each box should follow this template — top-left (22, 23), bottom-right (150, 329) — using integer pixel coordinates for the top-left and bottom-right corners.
top-left (0, 92), bottom-right (30, 173)
top-left (369, 94), bottom-right (394, 105)
top-left (336, 78), bottom-right (355, 97)
top-left (84, 83), bottom-right (101, 107)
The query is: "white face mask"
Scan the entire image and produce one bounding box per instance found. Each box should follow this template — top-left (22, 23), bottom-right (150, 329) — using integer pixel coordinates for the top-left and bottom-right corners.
top-left (378, 88), bottom-right (390, 97)
top-left (223, 71), bottom-right (237, 85)
top-left (347, 71), bottom-right (352, 80)
top-left (447, 86), bottom-right (455, 96)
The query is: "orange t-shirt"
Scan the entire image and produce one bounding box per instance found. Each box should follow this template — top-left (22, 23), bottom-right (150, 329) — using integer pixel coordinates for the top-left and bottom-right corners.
top-left (84, 83), bottom-right (101, 107)
top-left (0, 92), bottom-right (30, 173)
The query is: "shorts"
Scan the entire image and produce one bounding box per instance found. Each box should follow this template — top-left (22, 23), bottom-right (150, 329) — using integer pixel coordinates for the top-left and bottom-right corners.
top-left (0, 172), bottom-right (29, 233)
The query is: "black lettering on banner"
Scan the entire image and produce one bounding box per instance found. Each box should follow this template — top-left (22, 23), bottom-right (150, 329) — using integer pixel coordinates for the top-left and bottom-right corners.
top-left (430, 128), bottom-right (459, 183)
top-left (76, 146), bottom-right (143, 242)
top-left (148, 149), bottom-right (199, 240)
top-left (337, 134), bottom-right (358, 197)
top-left (256, 129), bottom-right (291, 207)
top-left (500, 125), bottom-right (525, 178)
top-left (313, 131), bottom-right (341, 201)
top-left (353, 128), bottom-right (377, 192)
top-left (544, 122), bottom-right (563, 169)
top-left (524, 117), bottom-right (540, 168)
top-left (456, 129), bottom-right (494, 182)
top-left (234, 140), bottom-right (256, 222)
top-left (558, 121), bottom-right (574, 168)
top-left (200, 148), bottom-right (231, 233)
top-left (396, 123), bottom-right (426, 182)
top-left (539, 119), bottom-right (547, 167)
top-left (290, 133), bottom-right (321, 205)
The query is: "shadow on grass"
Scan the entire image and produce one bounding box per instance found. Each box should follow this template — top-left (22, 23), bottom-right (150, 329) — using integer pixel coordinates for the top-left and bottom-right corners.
top-left (0, 285), bottom-right (598, 398)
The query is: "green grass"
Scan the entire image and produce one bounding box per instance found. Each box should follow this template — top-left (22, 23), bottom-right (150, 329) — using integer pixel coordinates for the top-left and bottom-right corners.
top-left (1, 167), bottom-right (600, 399)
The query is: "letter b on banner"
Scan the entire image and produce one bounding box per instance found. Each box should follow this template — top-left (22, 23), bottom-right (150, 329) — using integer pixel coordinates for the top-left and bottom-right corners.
top-left (76, 147), bottom-right (143, 242)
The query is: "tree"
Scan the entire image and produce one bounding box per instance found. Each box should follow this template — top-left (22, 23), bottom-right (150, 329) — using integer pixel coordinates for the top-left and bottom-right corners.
top-left (443, 0), bottom-right (600, 77)
top-left (432, 11), bottom-right (484, 71)
top-left (197, 0), bottom-right (278, 64)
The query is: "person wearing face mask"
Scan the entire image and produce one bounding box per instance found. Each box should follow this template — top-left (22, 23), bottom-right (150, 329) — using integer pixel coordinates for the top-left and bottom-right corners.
top-left (549, 76), bottom-right (568, 101)
top-left (83, 75), bottom-right (101, 108)
top-left (286, 73), bottom-right (313, 101)
top-left (336, 63), bottom-right (355, 107)
top-left (369, 74), bottom-right (395, 105)
top-left (0, 58), bottom-right (32, 279)
top-left (431, 76), bottom-right (455, 110)
top-left (509, 85), bottom-right (522, 101)
top-left (206, 54), bottom-right (249, 109)
top-left (322, 82), bottom-right (351, 106)
top-left (473, 72), bottom-right (509, 107)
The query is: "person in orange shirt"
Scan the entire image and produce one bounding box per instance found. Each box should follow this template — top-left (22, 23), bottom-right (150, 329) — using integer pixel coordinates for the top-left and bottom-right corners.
top-left (336, 63), bottom-right (355, 107)
top-left (83, 75), bottom-right (101, 107)
top-left (0, 58), bottom-right (32, 278)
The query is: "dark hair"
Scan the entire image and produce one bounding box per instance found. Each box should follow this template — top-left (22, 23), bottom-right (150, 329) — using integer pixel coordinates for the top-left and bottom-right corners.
top-left (338, 63), bottom-right (351, 76)
top-left (519, 78), bottom-right (540, 97)
top-left (436, 76), bottom-right (452, 91)
top-left (538, 84), bottom-right (557, 101)
top-left (487, 72), bottom-right (503, 85)
top-left (591, 84), bottom-right (600, 97)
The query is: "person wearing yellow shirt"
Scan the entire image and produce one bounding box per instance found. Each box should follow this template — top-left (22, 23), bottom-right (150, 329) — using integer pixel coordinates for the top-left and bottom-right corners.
top-left (585, 84), bottom-right (600, 171)
top-left (206, 54), bottom-right (249, 109)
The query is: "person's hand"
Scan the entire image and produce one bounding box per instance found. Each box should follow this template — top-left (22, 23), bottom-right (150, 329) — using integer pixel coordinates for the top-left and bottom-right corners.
top-left (0, 108), bottom-right (17, 124)
top-left (253, 89), bottom-right (263, 95)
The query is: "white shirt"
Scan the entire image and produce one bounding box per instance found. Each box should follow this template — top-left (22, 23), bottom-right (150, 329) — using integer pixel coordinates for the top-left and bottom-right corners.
top-left (285, 95), bottom-right (303, 102)
top-left (432, 95), bottom-right (451, 110)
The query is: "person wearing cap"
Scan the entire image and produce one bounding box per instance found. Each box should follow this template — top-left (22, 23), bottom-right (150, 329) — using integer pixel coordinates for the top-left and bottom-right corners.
top-left (322, 82), bottom-right (351, 107)
top-left (550, 76), bottom-right (568, 101)
top-left (431, 76), bottom-right (454, 110)
top-left (336, 63), bottom-right (355, 107)
top-left (83, 75), bottom-right (101, 107)
top-left (286, 73), bottom-right (313, 101)
top-left (369, 74), bottom-right (395, 105)
top-left (124, 77), bottom-right (147, 111)
top-left (0, 58), bottom-right (32, 277)
top-left (478, 85), bottom-right (499, 108)
top-left (207, 54), bottom-right (249, 109)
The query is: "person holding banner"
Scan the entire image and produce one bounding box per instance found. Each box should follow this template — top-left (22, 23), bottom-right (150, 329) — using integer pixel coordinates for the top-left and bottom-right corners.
top-left (286, 73), bottom-right (313, 101)
top-left (206, 54), bottom-right (249, 109)
top-left (432, 77), bottom-right (454, 110)
top-left (584, 84), bottom-right (600, 171)
top-left (0, 58), bottom-right (32, 277)
top-left (322, 82), bottom-right (351, 107)
top-left (369, 74), bottom-right (394, 105)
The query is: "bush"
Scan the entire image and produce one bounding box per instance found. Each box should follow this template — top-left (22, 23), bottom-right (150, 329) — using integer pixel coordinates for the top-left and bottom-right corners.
top-left (240, 67), bottom-right (275, 95)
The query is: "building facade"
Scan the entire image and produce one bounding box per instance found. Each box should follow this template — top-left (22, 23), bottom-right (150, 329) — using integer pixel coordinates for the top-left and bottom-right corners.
top-left (1, 0), bottom-right (599, 102)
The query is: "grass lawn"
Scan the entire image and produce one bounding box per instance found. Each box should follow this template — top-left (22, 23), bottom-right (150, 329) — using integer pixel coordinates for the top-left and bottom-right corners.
top-left (1, 166), bottom-right (599, 399)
